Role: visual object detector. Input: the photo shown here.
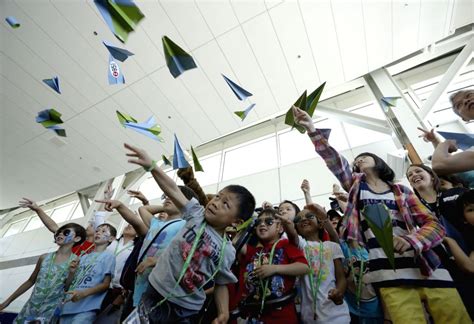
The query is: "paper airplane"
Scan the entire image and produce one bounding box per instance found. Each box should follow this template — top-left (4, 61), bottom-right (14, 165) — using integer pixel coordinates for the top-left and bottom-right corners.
top-left (380, 97), bottom-right (401, 112)
top-left (438, 131), bottom-right (474, 151)
top-left (103, 41), bottom-right (134, 62)
top-left (173, 134), bottom-right (190, 169)
top-left (162, 155), bottom-right (171, 166)
top-left (122, 115), bottom-right (164, 142)
top-left (285, 82), bottom-right (326, 133)
top-left (162, 36), bottom-right (197, 78)
top-left (43, 77), bottom-right (61, 94)
top-left (222, 74), bottom-right (252, 101)
top-left (94, 0), bottom-right (145, 43)
top-left (108, 55), bottom-right (125, 85)
top-left (190, 146), bottom-right (203, 172)
top-left (234, 103), bottom-right (256, 121)
top-left (36, 109), bottom-right (66, 137)
top-left (5, 16), bottom-right (20, 28)
top-left (116, 110), bottom-right (137, 126)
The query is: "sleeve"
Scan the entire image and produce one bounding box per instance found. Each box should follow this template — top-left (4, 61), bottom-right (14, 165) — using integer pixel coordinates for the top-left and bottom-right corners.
top-left (103, 253), bottom-right (116, 278)
top-left (180, 198), bottom-right (205, 222)
top-left (285, 242), bottom-right (309, 265)
top-left (214, 245), bottom-right (238, 285)
top-left (330, 242), bottom-right (345, 260)
top-left (308, 129), bottom-right (354, 193)
top-left (399, 186), bottom-right (445, 254)
top-left (297, 235), bottom-right (308, 250)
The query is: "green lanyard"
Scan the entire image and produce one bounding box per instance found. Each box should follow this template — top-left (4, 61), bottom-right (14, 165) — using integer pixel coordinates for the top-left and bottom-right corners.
top-left (258, 239), bottom-right (279, 315)
top-left (114, 239), bottom-right (133, 257)
top-left (304, 241), bottom-right (324, 320)
top-left (347, 247), bottom-right (365, 308)
top-left (148, 222), bottom-right (228, 314)
top-left (68, 252), bottom-right (100, 291)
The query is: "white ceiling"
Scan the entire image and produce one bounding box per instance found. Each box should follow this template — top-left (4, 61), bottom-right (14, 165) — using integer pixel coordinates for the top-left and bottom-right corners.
top-left (0, 0), bottom-right (472, 209)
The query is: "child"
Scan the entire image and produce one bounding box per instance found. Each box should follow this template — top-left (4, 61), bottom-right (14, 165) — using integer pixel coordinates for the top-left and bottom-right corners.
top-left (281, 205), bottom-right (350, 323)
top-left (238, 208), bottom-right (309, 323)
top-left (60, 223), bottom-right (116, 323)
top-left (293, 105), bottom-right (471, 323)
top-left (124, 143), bottom-right (256, 323)
top-left (0, 223), bottom-right (86, 323)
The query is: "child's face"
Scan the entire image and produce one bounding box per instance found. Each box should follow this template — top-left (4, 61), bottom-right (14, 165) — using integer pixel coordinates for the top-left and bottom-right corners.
top-left (205, 189), bottom-right (241, 230)
top-left (94, 225), bottom-right (114, 245)
top-left (54, 228), bottom-right (79, 246)
top-left (330, 216), bottom-right (341, 230)
top-left (255, 214), bottom-right (281, 242)
top-left (439, 179), bottom-right (454, 191)
top-left (122, 224), bottom-right (136, 237)
top-left (464, 203), bottom-right (474, 225)
top-left (295, 210), bottom-right (320, 237)
top-left (161, 195), bottom-right (180, 215)
top-left (354, 155), bottom-right (375, 173)
top-left (278, 202), bottom-right (297, 221)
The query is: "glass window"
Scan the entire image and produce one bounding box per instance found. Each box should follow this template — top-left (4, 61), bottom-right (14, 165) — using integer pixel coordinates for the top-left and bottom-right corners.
top-left (70, 203), bottom-right (84, 220)
top-left (343, 122), bottom-right (391, 148)
top-left (279, 128), bottom-right (319, 166)
top-left (314, 118), bottom-right (350, 151)
top-left (50, 203), bottom-right (75, 224)
top-left (222, 136), bottom-right (278, 181)
top-left (138, 177), bottom-right (163, 201)
top-left (350, 102), bottom-right (386, 120)
top-left (3, 219), bottom-right (28, 237)
top-left (24, 216), bottom-right (43, 231)
top-left (194, 153), bottom-right (222, 186)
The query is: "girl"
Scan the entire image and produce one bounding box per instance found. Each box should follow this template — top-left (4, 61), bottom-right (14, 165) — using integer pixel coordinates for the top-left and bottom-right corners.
top-left (0, 223), bottom-right (86, 323)
top-left (293, 105), bottom-right (470, 323)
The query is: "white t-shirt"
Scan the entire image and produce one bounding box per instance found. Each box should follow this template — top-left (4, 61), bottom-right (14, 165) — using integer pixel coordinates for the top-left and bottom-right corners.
top-left (106, 238), bottom-right (134, 288)
top-left (298, 238), bottom-right (350, 324)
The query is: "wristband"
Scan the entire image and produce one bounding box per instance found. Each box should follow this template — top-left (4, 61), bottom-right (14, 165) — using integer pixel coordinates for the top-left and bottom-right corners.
top-left (144, 160), bottom-right (157, 172)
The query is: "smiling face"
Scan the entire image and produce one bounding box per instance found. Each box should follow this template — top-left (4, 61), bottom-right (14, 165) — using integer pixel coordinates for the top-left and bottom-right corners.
top-left (255, 213), bottom-right (282, 242)
top-left (294, 209), bottom-right (320, 238)
top-left (407, 166), bottom-right (434, 191)
top-left (204, 189), bottom-right (241, 232)
top-left (278, 202), bottom-right (297, 221)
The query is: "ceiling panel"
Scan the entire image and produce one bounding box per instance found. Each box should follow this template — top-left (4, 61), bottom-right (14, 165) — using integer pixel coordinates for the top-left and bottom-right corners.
top-left (418, 0), bottom-right (450, 46)
top-left (392, 0), bottom-right (420, 59)
top-left (229, 0), bottom-right (267, 23)
top-left (450, 0), bottom-right (474, 31)
top-left (195, 0), bottom-right (239, 37)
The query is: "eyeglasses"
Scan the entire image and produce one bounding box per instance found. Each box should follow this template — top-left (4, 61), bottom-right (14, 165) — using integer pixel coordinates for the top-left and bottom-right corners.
top-left (255, 217), bottom-right (278, 227)
top-left (294, 213), bottom-right (316, 224)
top-left (54, 228), bottom-right (73, 238)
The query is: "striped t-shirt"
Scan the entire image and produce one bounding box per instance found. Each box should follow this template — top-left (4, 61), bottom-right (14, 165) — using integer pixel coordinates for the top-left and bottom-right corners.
top-left (358, 181), bottom-right (452, 288)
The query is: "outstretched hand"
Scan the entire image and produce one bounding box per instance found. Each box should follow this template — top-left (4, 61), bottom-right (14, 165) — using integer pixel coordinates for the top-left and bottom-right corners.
top-left (292, 106), bottom-right (315, 132)
top-left (301, 179), bottom-right (311, 194)
top-left (127, 190), bottom-right (148, 203)
top-left (95, 199), bottom-right (122, 212)
top-left (124, 143), bottom-right (153, 169)
top-left (417, 127), bottom-right (439, 144)
top-left (19, 198), bottom-right (39, 211)
top-left (305, 203), bottom-right (327, 220)
top-left (261, 201), bottom-right (273, 210)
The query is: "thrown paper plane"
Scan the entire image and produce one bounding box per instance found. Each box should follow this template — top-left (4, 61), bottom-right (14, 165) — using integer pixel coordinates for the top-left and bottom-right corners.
top-left (162, 155), bottom-right (171, 166)
top-left (36, 109), bottom-right (66, 137)
top-left (124, 116), bottom-right (163, 142)
top-left (116, 110), bottom-right (137, 126)
top-left (380, 97), bottom-right (401, 112)
top-left (43, 77), bottom-right (61, 94)
top-left (162, 36), bottom-right (197, 78)
top-left (108, 55), bottom-right (125, 85)
top-left (5, 16), bottom-right (20, 28)
top-left (190, 146), bottom-right (203, 172)
top-left (103, 41), bottom-right (134, 62)
top-left (285, 82), bottom-right (326, 133)
top-left (222, 74), bottom-right (252, 101)
top-left (438, 131), bottom-right (474, 151)
top-left (173, 134), bottom-right (190, 169)
top-left (234, 103), bottom-right (256, 121)
top-left (94, 0), bottom-right (145, 43)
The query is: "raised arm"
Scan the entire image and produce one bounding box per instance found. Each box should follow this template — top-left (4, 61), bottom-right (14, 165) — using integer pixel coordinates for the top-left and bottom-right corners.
top-left (293, 106), bottom-right (354, 192)
top-left (127, 190), bottom-right (150, 206)
top-left (96, 199), bottom-right (148, 237)
top-left (300, 179), bottom-right (313, 205)
top-left (125, 143), bottom-right (188, 210)
top-left (138, 205), bottom-right (165, 228)
top-left (275, 213), bottom-right (299, 247)
top-left (306, 203), bottom-right (339, 243)
top-left (0, 254), bottom-right (45, 311)
top-left (19, 198), bottom-right (59, 233)
top-left (432, 140), bottom-right (474, 175)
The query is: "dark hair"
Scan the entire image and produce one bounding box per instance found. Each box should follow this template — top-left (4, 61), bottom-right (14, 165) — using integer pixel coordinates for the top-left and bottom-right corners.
top-left (457, 190), bottom-right (474, 210)
top-left (327, 209), bottom-right (342, 221)
top-left (223, 185), bottom-right (256, 221)
top-left (294, 209), bottom-right (324, 239)
top-left (178, 185), bottom-right (199, 201)
top-left (56, 223), bottom-right (86, 247)
top-left (406, 164), bottom-right (441, 195)
top-left (257, 208), bottom-right (278, 218)
top-left (438, 174), bottom-right (468, 189)
top-left (353, 152), bottom-right (395, 182)
top-left (97, 223), bottom-right (117, 238)
top-left (279, 200), bottom-right (301, 215)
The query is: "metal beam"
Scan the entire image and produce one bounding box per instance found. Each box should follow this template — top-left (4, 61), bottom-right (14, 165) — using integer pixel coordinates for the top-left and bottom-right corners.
top-left (418, 39), bottom-right (473, 119)
top-left (316, 105), bottom-right (392, 135)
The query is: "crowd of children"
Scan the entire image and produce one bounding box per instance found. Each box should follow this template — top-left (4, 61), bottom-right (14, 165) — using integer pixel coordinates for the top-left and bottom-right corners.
top-left (0, 90), bottom-right (472, 323)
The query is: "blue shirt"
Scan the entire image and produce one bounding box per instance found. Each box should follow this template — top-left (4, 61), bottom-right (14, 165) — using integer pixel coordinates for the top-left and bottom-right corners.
top-left (61, 251), bottom-right (115, 315)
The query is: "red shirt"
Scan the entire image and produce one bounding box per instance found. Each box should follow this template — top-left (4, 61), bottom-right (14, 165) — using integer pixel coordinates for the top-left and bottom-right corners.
top-left (72, 240), bottom-right (95, 256)
top-left (238, 238), bottom-right (307, 323)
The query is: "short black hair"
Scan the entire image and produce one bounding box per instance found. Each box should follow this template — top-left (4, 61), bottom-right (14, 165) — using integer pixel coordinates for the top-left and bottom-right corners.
top-left (353, 152), bottom-right (395, 182)
top-left (56, 223), bottom-right (86, 247)
top-left (327, 209), bottom-right (342, 221)
top-left (279, 200), bottom-right (301, 215)
top-left (438, 174), bottom-right (468, 189)
top-left (97, 223), bottom-right (117, 237)
top-left (223, 185), bottom-right (256, 221)
top-left (178, 185), bottom-right (199, 201)
top-left (257, 208), bottom-right (278, 218)
top-left (458, 190), bottom-right (474, 210)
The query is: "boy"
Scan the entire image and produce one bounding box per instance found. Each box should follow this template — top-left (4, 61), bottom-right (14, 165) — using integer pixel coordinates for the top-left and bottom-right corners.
top-left (124, 143), bottom-right (256, 324)
top-left (60, 224), bottom-right (116, 323)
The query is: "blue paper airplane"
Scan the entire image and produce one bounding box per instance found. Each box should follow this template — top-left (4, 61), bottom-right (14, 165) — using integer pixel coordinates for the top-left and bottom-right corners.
top-left (380, 97), bottom-right (401, 112)
top-left (108, 55), bottom-right (125, 85)
top-left (5, 16), bottom-right (20, 28)
top-left (222, 74), bottom-right (252, 101)
top-left (234, 103), bottom-right (256, 121)
top-left (438, 131), bottom-right (474, 151)
top-left (162, 36), bottom-right (197, 78)
top-left (123, 116), bottom-right (164, 142)
top-left (42, 77), bottom-right (61, 94)
top-left (173, 134), bottom-right (190, 169)
top-left (103, 41), bottom-right (134, 62)
top-left (36, 109), bottom-right (66, 137)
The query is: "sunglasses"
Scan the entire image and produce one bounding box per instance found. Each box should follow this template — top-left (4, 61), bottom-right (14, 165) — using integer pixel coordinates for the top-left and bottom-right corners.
top-left (255, 217), bottom-right (278, 227)
top-left (54, 228), bottom-right (73, 238)
top-left (294, 213), bottom-right (316, 224)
